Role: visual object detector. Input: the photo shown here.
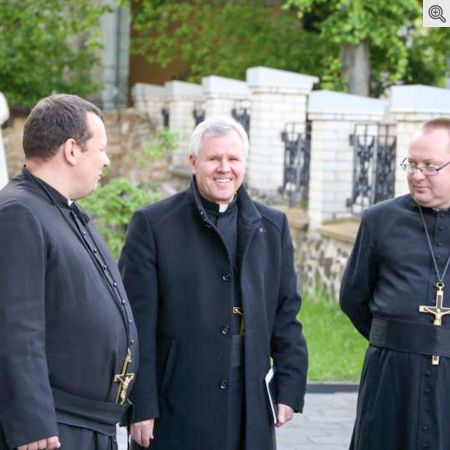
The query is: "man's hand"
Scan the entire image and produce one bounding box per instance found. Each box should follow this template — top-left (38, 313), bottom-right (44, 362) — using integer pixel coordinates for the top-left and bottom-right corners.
top-left (130, 419), bottom-right (155, 448)
top-left (275, 403), bottom-right (294, 428)
top-left (18, 436), bottom-right (60, 450)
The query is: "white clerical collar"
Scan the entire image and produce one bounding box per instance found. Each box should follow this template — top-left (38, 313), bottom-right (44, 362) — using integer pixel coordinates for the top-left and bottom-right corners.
top-left (219, 203), bottom-right (229, 213)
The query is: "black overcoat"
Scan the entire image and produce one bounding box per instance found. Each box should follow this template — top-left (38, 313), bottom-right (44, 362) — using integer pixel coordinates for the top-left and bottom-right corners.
top-left (0, 170), bottom-right (138, 450)
top-left (119, 181), bottom-right (308, 450)
top-left (341, 194), bottom-right (450, 450)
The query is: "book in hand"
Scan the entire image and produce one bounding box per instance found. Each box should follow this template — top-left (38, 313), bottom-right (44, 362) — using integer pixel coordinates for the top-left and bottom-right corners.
top-left (265, 367), bottom-right (278, 425)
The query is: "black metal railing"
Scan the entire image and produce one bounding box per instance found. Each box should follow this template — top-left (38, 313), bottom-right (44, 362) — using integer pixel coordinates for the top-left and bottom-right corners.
top-left (193, 103), bottom-right (205, 127)
top-left (231, 100), bottom-right (251, 138)
top-left (347, 123), bottom-right (397, 214)
top-left (161, 107), bottom-right (169, 128)
top-left (280, 121), bottom-right (312, 208)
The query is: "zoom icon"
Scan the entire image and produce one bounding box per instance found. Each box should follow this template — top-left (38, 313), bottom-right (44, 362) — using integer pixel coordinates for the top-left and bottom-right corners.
top-left (429, 4), bottom-right (447, 22)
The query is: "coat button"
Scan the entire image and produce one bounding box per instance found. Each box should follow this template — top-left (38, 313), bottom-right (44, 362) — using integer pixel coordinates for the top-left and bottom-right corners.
top-left (422, 425), bottom-right (429, 431)
top-left (219, 379), bottom-right (228, 390)
top-left (221, 325), bottom-right (230, 335)
top-left (222, 273), bottom-right (231, 282)
top-left (439, 226), bottom-right (445, 230)
top-left (423, 387), bottom-right (430, 395)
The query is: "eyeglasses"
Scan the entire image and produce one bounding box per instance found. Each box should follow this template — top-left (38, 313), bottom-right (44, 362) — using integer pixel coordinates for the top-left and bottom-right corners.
top-left (400, 157), bottom-right (450, 176)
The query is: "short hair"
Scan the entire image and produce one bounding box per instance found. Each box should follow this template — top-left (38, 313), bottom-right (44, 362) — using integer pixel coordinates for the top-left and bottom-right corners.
top-left (189, 116), bottom-right (249, 157)
top-left (23, 94), bottom-right (103, 160)
top-left (421, 117), bottom-right (450, 139)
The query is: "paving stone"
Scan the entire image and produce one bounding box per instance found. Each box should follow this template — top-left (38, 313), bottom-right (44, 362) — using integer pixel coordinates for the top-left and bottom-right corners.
top-left (117, 391), bottom-right (358, 449)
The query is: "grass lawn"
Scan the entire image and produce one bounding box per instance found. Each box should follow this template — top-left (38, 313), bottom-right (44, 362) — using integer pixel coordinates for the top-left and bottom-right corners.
top-left (299, 295), bottom-right (368, 382)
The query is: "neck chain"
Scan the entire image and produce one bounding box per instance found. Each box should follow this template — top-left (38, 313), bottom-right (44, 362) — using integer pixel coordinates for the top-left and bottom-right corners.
top-left (418, 206), bottom-right (450, 285)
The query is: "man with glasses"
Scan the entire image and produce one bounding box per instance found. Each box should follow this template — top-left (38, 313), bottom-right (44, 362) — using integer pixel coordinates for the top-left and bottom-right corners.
top-left (341, 118), bottom-right (450, 450)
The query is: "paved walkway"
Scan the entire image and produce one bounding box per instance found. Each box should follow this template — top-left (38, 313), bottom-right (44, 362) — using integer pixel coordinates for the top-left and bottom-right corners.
top-left (118, 391), bottom-right (357, 449)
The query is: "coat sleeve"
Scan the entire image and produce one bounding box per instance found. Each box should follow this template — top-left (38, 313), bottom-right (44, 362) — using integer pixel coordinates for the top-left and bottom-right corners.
top-left (339, 210), bottom-right (377, 339)
top-left (271, 214), bottom-right (308, 413)
top-left (0, 203), bottom-right (58, 449)
top-left (119, 210), bottom-right (159, 422)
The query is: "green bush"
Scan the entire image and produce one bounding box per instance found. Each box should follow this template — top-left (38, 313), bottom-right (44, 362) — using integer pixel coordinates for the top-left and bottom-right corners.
top-left (80, 178), bottom-right (161, 258)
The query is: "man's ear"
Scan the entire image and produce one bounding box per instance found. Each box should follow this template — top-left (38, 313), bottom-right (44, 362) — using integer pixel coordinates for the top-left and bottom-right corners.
top-left (62, 138), bottom-right (79, 166)
top-left (188, 153), bottom-right (197, 174)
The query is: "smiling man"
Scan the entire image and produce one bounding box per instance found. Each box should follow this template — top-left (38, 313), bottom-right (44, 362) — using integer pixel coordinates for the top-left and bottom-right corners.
top-left (341, 118), bottom-right (450, 450)
top-left (0, 95), bottom-right (138, 450)
top-left (119, 117), bottom-right (308, 450)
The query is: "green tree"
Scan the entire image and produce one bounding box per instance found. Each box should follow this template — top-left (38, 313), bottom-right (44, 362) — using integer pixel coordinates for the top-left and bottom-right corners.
top-left (0, 0), bottom-right (108, 108)
top-left (285, 0), bottom-right (450, 96)
top-left (131, 0), bottom-right (335, 83)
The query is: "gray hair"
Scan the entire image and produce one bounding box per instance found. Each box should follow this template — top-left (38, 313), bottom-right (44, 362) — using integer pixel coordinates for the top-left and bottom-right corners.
top-left (189, 116), bottom-right (249, 156)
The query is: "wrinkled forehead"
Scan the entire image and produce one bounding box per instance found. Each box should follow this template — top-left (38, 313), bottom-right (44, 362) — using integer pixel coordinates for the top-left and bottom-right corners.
top-left (199, 129), bottom-right (247, 154)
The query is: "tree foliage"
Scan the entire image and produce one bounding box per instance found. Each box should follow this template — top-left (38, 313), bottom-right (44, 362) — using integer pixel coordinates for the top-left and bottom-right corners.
top-left (285, 0), bottom-right (450, 95)
top-left (131, 0), bottom-right (450, 96)
top-left (0, 0), bottom-right (108, 109)
top-left (80, 178), bottom-right (161, 258)
top-left (131, 0), bottom-right (336, 83)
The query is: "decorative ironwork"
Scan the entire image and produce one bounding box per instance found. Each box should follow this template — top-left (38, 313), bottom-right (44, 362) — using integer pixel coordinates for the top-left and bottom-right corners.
top-left (231, 100), bottom-right (251, 138)
top-left (348, 123), bottom-right (397, 214)
top-left (280, 121), bottom-right (312, 208)
top-left (193, 103), bottom-right (205, 126)
top-left (161, 107), bottom-right (169, 128)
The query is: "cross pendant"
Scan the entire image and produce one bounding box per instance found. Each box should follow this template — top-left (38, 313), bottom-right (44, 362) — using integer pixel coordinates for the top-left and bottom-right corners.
top-left (114, 348), bottom-right (135, 404)
top-left (419, 282), bottom-right (450, 365)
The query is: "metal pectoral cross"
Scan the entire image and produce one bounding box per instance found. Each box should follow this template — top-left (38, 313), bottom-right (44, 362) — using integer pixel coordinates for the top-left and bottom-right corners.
top-left (419, 282), bottom-right (450, 365)
top-left (114, 348), bottom-right (135, 404)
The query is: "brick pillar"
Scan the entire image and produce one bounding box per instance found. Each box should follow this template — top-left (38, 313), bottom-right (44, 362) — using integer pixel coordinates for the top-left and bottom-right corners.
top-left (246, 66), bottom-right (318, 195)
top-left (307, 90), bottom-right (386, 229)
top-left (165, 81), bottom-right (203, 174)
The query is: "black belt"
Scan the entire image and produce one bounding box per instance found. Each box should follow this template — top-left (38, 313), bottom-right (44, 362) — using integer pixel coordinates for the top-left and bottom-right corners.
top-left (370, 317), bottom-right (450, 358)
top-left (52, 388), bottom-right (130, 435)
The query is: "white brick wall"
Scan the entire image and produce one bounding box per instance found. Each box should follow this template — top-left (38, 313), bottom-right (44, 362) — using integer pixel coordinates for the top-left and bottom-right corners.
top-left (202, 76), bottom-right (250, 119)
top-left (246, 67), bottom-right (318, 193)
top-left (131, 83), bottom-right (167, 128)
top-left (165, 81), bottom-right (203, 172)
top-left (307, 91), bottom-right (387, 229)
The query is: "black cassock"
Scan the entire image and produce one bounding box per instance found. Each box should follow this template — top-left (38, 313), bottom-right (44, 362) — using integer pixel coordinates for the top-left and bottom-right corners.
top-left (341, 194), bottom-right (450, 450)
top-left (0, 168), bottom-right (138, 450)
